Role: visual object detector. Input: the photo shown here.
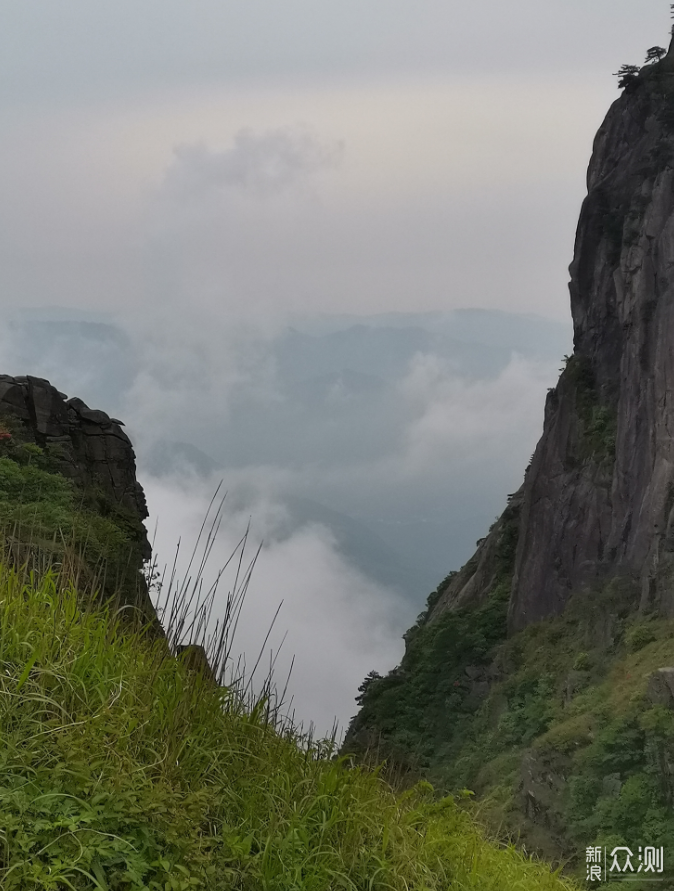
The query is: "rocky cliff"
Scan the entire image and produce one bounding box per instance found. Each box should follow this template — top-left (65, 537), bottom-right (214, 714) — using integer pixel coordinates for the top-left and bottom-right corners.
top-left (430, 38), bottom-right (674, 632)
top-left (345, 36), bottom-right (674, 872)
top-left (0, 374), bottom-right (149, 531)
top-left (0, 374), bottom-right (151, 611)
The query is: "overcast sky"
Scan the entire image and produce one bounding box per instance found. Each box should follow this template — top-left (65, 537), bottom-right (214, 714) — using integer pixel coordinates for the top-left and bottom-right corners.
top-left (0, 1), bottom-right (670, 321)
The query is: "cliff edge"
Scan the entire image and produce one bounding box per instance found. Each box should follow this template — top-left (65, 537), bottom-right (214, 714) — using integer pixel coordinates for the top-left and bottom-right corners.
top-left (430, 38), bottom-right (674, 632)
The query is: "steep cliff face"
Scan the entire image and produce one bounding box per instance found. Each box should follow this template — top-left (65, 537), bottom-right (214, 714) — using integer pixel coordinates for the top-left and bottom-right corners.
top-left (345, 45), bottom-right (674, 871)
top-left (431, 44), bottom-right (674, 631)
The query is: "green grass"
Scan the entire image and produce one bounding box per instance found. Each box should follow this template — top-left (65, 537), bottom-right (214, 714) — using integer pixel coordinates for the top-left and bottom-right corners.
top-left (0, 561), bottom-right (579, 890)
top-left (350, 572), bottom-right (674, 886)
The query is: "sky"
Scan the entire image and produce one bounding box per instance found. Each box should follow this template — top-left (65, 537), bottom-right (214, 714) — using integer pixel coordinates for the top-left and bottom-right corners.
top-left (0, 1), bottom-right (671, 733)
top-left (0, 1), bottom-right (670, 322)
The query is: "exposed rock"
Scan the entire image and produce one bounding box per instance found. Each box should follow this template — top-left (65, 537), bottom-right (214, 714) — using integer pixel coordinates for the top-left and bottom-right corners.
top-left (344, 32), bottom-right (674, 871)
top-left (602, 773), bottom-right (622, 798)
top-left (430, 489), bottom-right (522, 618)
top-left (0, 373), bottom-right (154, 622)
top-left (564, 670), bottom-right (590, 703)
top-left (464, 665), bottom-right (483, 681)
top-left (520, 750), bottom-right (567, 844)
top-left (0, 374), bottom-right (149, 557)
top-left (647, 668), bottom-right (674, 708)
top-left (429, 38), bottom-right (674, 632)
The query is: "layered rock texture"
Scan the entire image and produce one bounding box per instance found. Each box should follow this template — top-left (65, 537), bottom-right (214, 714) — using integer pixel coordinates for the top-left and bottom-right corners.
top-left (431, 43), bottom-right (674, 631)
top-left (0, 374), bottom-right (152, 611)
top-left (0, 374), bottom-right (148, 539)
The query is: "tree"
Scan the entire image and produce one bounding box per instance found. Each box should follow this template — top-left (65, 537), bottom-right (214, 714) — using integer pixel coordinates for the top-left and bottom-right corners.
top-left (356, 670), bottom-right (382, 704)
top-left (613, 64), bottom-right (640, 89)
top-left (645, 46), bottom-right (667, 64)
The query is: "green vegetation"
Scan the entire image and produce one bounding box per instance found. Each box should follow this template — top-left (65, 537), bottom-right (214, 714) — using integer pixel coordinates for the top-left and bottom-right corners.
top-left (345, 501), bottom-right (519, 778)
top-left (645, 47), bottom-right (667, 64)
top-left (563, 356), bottom-right (617, 464)
top-left (614, 64), bottom-right (641, 90)
top-left (350, 580), bottom-right (511, 774)
top-left (0, 404), bottom-right (579, 889)
top-left (0, 562), bottom-right (579, 890)
top-left (349, 572), bottom-right (674, 886)
top-left (0, 420), bottom-right (148, 610)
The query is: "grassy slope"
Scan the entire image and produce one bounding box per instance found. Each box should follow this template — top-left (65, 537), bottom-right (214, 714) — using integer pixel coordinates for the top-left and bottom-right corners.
top-left (0, 436), bottom-right (578, 889)
top-left (347, 571), bottom-right (674, 887)
top-left (0, 563), bottom-right (580, 890)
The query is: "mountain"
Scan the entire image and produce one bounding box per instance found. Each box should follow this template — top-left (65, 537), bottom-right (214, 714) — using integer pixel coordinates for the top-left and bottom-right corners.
top-left (436, 41), bottom-right (674, 630)
top-left (286, 308), bottom-right (571, 360)
top-left (145, 438), bottom-right (222, 478)
top-left (281, 495), bottom-right (422, 596)
top-left (274, 312), bottom-right (568, 384)
top-left (345, 30), bottom-right (674, 881)
top-left (2, 304), bottom-right (569, 616)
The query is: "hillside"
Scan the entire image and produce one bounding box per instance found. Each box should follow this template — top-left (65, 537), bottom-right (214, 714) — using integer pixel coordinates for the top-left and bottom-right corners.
top-left (0, 376), bottom-right (578, 888)
top-left (0, 561), bottom-right (583, 890)
top-left (346, 26), bottom-right (674, 888)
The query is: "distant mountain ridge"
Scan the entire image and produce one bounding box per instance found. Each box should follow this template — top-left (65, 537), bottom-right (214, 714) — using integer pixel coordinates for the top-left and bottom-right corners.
top-left (1, 306), bottom-right (570, 604)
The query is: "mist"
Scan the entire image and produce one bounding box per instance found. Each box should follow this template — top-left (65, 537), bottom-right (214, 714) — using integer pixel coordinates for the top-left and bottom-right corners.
top-left (0, 301), bottom-right (568, 732)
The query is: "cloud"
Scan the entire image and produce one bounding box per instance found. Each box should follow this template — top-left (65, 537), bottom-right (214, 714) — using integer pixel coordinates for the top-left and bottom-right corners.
top-left (0, 1), bottom-right (666, 105)
top-left (143, 473), bottom-right (412, 738)
top-left (0, 305), bottom-right (563, 735)
top-left (164, 127), bottom-right (344, 200)
top-left (396, 352), bottom-right (556, 471)
top-left (120, 313), bottom-right (280, 452)
top-left (0, 77), bottom-right (602, 320)
top-left (0, 37), bottom-right (578, 738)
top-left (128, 344), bottom-right (559, 740)
top-left (139, 125), bottom-right (346, 320)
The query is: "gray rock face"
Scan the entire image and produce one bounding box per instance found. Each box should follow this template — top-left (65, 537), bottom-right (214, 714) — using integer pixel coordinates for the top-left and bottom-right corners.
top-left (0, 374), bottom-right (149, 557)
top-left (431, 43), bottom-right (674, 632)
top-left (647, 668), bottom-right (674, 709)
top-left (430, 489), bottom-right (522, 618)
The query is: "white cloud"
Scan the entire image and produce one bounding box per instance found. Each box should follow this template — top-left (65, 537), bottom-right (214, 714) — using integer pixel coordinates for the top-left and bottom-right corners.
top-left (397, 352), bottom-right (556, 470)
top-left (0, 76), bottom-right (606, 319)
top-left (143, 474), bottom-right (412, 738)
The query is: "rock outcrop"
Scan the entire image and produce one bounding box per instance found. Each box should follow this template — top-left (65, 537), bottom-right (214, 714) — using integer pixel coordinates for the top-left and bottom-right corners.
top-left (0, 374), bottom-right (149, 556)
top-left (345, 42), bottom-right (674, 867)
top-left (430, 38), bottom-right (674, 632)
top-left (0, 374), bottom-right (152, 617)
